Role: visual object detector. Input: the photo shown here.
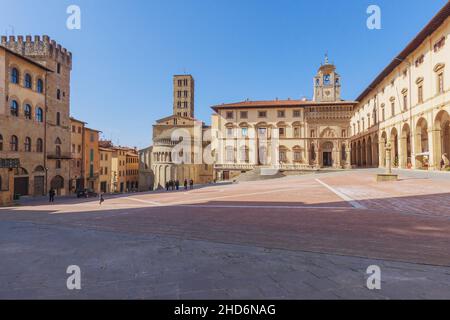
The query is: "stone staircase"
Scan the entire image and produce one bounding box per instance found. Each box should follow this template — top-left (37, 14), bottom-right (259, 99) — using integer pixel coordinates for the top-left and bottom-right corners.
top-left (235, 167), bottom-right (286, 182)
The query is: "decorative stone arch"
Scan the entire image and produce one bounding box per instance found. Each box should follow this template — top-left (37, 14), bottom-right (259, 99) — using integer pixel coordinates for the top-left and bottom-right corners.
top-left (367, 136), bottom-right (373, 167)
top-left (320, 127), bottom-right (337, 139)
top-left (373, 134), bottom-right (379, 167)
top-left (433, 63), bottom-right (445, 73)
top-left (390, 127), bottom-right (399, 167)
top-left (400, 123), bottom-right (412, 168)
top-left (415, 117), bottom-right (429, 169)
top-left (434, 110), bottom-right (450, 169)
top-left (50, 175), bottom-right (64, 195)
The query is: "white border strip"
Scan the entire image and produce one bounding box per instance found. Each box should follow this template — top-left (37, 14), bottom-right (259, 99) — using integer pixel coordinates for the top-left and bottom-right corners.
top-left (315, 179), bottom-right (366, 209)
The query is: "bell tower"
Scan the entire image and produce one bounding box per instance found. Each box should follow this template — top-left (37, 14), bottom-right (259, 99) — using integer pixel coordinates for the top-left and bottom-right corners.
top-left (173, 74), bottom-right (195, 118)
top-left (313, 54), bottom-right (341, 102)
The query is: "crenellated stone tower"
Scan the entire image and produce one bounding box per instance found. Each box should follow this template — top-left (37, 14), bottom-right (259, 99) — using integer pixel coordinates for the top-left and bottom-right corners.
top-left (1, 35), bottom-right (73, 194)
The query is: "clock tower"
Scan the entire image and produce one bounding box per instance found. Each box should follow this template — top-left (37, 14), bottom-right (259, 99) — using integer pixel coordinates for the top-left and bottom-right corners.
top-left (313, 55), bottom-right (341, 102)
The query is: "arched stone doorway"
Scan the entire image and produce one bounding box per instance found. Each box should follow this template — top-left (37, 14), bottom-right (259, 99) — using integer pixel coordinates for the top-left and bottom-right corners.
top-left (357, 141), bottom-right (361, 166)
top-left (50, 175), bottom-right (64, 195)
top-left (367, 137), bottom-right (373, 167)
top-left (435, 110), bottom-right (450, 169)
top-left (390, 128), bottom-right (399, 168)
top-left (401, 123), bottom-right (412, 168)
top-left (321, 141), bottom-right (334, 167)
top-left (373, 134), bottom-right (379, 167)
top-left (415, 118), bottom-right (429, 169)
top-left (14, 167), bottom-right (29, 196)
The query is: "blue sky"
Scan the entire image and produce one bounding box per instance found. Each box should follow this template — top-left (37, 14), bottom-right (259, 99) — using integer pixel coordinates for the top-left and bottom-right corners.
top-left (0, 0), bottom-right (447, 148)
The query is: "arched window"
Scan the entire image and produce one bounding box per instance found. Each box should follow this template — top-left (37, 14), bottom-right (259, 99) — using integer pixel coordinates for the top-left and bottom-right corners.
top-left (24, 73), bottom-right (32, 89)
top-left (10, 100), bottom-right (19, 116)
top-left (0, 134), bottom-right (3, 151)
top-left (37, 79), bottom-right (44, 93)
top-left (56, 112), bottom-right (61, 126)
top-left (10, 135), bottom-right (18, 151)
top-left (55, 137), bottom-right (62, 145)
top-left (36, 138), bottom-right (43, 153)
top-left (56, 145), bottom-right (61, 157)
top-left (24, 104), bottom-right (32, 119)
top-left (24, 137), bottom-right (32, 152)
top-left (36, 107), bottom-right (43, 122)
top-left (11, 68), bottom-right (19, 84)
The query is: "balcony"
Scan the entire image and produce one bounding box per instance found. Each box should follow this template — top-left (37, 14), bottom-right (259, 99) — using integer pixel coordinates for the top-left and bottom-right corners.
top-left (47, 152), bottom-right (72, 160)
top-left (214, 163), bottom-right (256, 171)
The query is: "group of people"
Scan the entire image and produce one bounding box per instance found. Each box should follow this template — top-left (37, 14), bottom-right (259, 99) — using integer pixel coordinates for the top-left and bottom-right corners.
top-left (165, 179), bottom-right (194, 191)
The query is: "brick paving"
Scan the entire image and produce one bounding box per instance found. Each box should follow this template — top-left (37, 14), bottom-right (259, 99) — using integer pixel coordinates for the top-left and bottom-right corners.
top-left (0, 169), bottom-right (449, 299)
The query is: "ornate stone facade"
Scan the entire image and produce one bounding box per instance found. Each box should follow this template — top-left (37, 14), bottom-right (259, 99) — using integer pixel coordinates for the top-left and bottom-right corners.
top-left (151, 75), bottom-right (213, 189)
top-left (211, 60), bottom-right (356, 180)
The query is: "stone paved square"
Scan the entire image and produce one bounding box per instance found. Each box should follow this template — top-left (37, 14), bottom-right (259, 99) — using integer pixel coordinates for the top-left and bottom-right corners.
top-left (1, 169), bottom-right (449, 299)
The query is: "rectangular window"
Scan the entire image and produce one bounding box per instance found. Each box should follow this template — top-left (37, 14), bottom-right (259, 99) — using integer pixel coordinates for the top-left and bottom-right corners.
top-left (277, 110), bottom-right (285, 118)
top-left (418, 85), bottom-right (423, 103)
top-left (434, 36), bottom-right (445, 52)
top-left (226, 111), bottom-right (233, 119)
top-left (294, 127), bottom-right (300, 138)
top-left (438, 72), bottom-right (444, 94)
top-left (227, 128), bottom-right (234, 137)
top-left (240, 111), bottom-right (248, 119)
top-left (310, 130), bottom-right (315, 138)
top-left (293, 110), bottom-right (301, 117)
top-left (279, 151), bottom-right (287, 162)
top-left (90, 149), bottom-right (94, 161)
top-left (341, 130), bottom-right (346, 138)
top-left (391, 102), bottom-right (395, 117)
top-left (258, 111), bottom-right (267, 118)
top-left (294, 151), bottom-right (302, 162)
top-left (382, 108), bottom-right (385, 121)
top-left (403, 94), bottom-right (408, 111)
top-left (241, 127), bottom-right (248, 137)
top-left (278, 127), bottom-right (285, 137)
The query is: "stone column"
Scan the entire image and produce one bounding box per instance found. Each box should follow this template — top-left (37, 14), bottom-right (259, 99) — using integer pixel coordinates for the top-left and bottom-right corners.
top-left (346, 144), bottom-right (352, 169)
top-left (432, 128), bottom-right (442, 171)
top-left (399, 135), bottom-right (407, 169)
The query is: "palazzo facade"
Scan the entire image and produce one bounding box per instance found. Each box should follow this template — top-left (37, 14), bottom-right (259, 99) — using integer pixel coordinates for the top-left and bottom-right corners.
top-left (211, 59), bottom-right (356, 180)
top-left (350, 3), bottom-right (450, 171)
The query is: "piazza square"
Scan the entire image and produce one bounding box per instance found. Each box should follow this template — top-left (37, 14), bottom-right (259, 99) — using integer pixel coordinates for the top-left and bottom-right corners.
top-left (0, 0), bottom-right (449, 303)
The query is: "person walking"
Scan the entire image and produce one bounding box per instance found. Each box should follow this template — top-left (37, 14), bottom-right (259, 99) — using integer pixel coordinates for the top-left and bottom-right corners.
top-left (99, 193), bottom-right (105, 206)
top-left (49, 188), bottom-right (55, 203)
top-left (184, 179), bottom-right (188, 190)
top-left (189, 179), bottom-right (194, 190)
top-left (165, 181), bottom-right (169, 191)
top-left (175, 180), bottom-right (180, 191)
